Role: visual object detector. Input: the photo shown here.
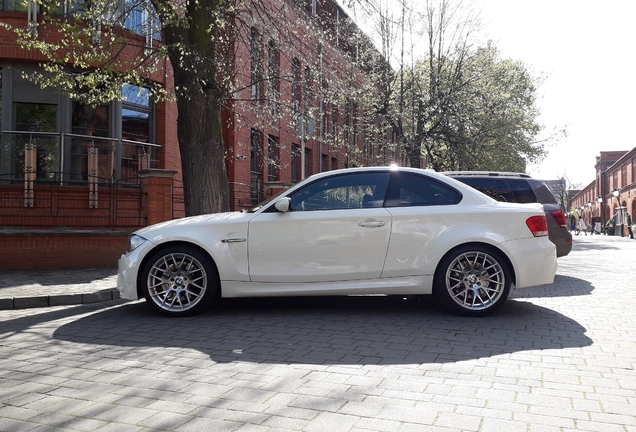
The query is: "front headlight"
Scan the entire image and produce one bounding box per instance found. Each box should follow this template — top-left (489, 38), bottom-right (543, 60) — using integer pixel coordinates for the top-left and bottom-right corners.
top-left (127, 235), bottom-right (147, 253)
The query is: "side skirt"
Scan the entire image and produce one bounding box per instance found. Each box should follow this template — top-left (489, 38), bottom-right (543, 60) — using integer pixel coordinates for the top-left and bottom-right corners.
top-left (220, 276), bottom-right (433, 298)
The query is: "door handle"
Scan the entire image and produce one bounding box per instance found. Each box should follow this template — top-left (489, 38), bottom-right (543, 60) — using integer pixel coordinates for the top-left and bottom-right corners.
top-left (358, 220), bottom-right (386, 228)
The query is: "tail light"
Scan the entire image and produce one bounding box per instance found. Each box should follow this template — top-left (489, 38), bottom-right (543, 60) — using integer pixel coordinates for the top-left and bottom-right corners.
top-left (549, 210), bottom-right (567, 228)
top-left (526, 215), bottom-right (548, 237)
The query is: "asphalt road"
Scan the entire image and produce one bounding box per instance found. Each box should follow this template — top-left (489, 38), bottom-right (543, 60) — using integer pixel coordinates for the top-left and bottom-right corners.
top-left (1, 234), bottom-right (635, 431)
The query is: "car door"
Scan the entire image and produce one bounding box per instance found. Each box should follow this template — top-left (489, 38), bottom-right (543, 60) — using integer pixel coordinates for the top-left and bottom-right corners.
top-left (382, 171), bottom-right (463, 278)
top-left (247, 171), bottom-right (392, 283)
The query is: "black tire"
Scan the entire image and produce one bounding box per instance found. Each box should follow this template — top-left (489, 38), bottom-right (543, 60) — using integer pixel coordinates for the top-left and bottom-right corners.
top-left (434, 245), bottom-right (511, 317)
top-left (140, 245), bottom-right (219, 317)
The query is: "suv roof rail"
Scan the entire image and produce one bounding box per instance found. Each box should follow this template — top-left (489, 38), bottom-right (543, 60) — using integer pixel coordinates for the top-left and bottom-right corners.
top-left (443, 171), bottom-right (532, 178)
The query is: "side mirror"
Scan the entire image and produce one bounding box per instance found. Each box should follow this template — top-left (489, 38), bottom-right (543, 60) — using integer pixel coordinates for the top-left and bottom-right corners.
top-left (274, 197), bottom-right (291, 212)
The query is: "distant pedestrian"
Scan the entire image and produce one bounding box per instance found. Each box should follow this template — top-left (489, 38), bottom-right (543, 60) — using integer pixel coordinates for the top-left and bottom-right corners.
top-left (576, 218), bottom-right (587, 236)
top-left (570, 215), bottom-right (576, 232)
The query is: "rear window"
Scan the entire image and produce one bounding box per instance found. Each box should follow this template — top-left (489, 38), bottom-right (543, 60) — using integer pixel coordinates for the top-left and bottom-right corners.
top-left (526, 179), bottom-right (559, 204)
top-left (506, 179), bottom-right (537, 203)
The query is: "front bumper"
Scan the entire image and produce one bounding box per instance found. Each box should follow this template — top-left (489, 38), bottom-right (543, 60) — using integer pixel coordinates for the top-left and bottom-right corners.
top-left (117, 240), bottom-right (155, 300)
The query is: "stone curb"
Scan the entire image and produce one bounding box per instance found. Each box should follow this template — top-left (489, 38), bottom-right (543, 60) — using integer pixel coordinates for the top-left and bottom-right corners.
top-left (0, 288), bottom-right (121, 310)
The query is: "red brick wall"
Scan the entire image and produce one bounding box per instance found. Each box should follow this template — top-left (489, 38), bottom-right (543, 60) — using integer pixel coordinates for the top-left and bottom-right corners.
top-left (0, 232), bottom-right (127, 270)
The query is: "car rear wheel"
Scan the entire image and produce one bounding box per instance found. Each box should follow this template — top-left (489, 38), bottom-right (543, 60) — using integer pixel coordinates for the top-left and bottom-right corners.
top-left (141, 245), bottom-right (218, 317)
top-left (434, 245), bottom-right (511, 316)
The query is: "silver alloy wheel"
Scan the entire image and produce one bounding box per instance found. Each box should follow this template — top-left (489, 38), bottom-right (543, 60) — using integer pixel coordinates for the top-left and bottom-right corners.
top-left (444, 251), bottom-right (505, 311)
top-left (147, 252), bottom-right (208, 312)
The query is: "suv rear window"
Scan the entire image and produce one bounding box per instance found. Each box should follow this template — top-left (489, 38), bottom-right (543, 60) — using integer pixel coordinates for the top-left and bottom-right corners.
top-left (451, 175), bottom-right (559, 205)
top-left (506, 179), bottom-right (537, 203)
top-left (453, 177), bottom-right (513, 202)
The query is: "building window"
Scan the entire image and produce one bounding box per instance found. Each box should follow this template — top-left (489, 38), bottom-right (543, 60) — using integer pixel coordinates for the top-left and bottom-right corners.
top-left (250, 28), bottom-right (263, 102)
top-left (621, 164), bottom-right (627, 186)
top-left (14, 103), bottom-right (56, 132)
top-left (7, 0), bottom-right (29, 12)
top-left (12, 102), bottom-right (59, 181)
top-left (291, 144), bottom-right (300, 182)
top-left (70, 102), bottom-right (111, 181)
top-left (305, 148), bottom-right (312, 177)
top-left (291, 58), bottom-right (301, 112)
top-left (121, 84), bottom-right (153, 181)
top-left (250, 129), bottom-right (263, 204)
top-left (267, 40), bottom-right (280, 113)
top-left (303, 67), bottom-right (313, 112)
top-left (122, 84), bottom-right (151, 142)
top-left (267, 135), bottom-right (279, 181)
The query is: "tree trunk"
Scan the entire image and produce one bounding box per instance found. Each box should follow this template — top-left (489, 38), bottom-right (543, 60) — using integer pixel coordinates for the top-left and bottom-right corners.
top-left (158, 0), bottom-right (231, 216)
top-left (174, 82), bottom-right (230, 216)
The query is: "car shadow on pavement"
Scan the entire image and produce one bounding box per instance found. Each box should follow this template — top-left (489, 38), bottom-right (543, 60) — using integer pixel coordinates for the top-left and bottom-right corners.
top-left (50, 296), bottom-right (592, 365)
top-left (510, 274), bottom-right (594, 298)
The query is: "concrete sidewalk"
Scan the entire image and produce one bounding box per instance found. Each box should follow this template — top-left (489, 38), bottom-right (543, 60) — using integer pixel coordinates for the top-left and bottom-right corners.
top-left (0, 267), bottom-right (120, 310)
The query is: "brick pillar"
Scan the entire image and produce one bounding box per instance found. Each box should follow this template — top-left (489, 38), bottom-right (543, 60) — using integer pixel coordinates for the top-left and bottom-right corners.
top-left (139, 169), bottom-right (178, 226)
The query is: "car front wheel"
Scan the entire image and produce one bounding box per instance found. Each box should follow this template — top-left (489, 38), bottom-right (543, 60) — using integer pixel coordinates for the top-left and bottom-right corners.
top-left (141, 245), bottom-right (218, 317)
top-left (434, 245), bottom-right (511, 316)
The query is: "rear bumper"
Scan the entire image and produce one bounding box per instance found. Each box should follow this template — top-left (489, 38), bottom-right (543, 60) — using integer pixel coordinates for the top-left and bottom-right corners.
top-left (502, 237), bottom-right (557, 288)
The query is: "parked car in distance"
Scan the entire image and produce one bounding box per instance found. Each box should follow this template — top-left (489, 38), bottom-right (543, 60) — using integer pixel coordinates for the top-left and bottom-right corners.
top-left (118, 167), bottom-right (557, 318)
top-left (444, 171), bottom-right (572, 257)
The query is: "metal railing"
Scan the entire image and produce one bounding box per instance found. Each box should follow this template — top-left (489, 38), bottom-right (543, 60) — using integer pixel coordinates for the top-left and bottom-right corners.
top-left (0, 131), bottom-right (161, 186)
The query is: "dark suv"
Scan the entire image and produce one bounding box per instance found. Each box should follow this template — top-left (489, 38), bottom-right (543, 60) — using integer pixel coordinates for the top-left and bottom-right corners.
top-left (445, 171), bottom-right (572, 257)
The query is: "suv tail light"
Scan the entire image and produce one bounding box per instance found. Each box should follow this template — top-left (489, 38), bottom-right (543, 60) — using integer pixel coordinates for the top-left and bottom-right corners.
top-left (549, 210), bottom-right (567, 228)
top-left (526, 216), bottom-right (548, 237)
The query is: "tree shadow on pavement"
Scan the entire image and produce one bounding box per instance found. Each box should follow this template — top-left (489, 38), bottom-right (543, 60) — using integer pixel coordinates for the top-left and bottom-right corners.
top-left (51, 296), bottom-right (592, 365)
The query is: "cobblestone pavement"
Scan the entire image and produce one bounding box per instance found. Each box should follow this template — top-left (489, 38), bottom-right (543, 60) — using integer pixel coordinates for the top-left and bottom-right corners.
top-left (1, 235), bottom-right (635, 431)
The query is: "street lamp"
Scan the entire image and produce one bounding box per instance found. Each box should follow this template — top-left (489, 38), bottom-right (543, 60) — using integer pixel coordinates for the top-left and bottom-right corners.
top-left (597, 195), bottom-right (603, 233)
top-left (611, 188), bottom-right (623, 237)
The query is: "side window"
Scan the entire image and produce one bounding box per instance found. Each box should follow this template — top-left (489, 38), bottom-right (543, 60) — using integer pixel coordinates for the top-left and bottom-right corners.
top-left (455, 177), bottom-right (512, 202)
top-left (289, 172), bottom-right (390, 211)
top-left (386, 173), bottom-right (461, 207)
top-left (507, 179), bottom-right (537, 203)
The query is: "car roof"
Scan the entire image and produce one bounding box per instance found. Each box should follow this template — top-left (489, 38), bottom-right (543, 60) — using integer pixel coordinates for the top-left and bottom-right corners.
top-left (443, 171), bottom-right (532, 178)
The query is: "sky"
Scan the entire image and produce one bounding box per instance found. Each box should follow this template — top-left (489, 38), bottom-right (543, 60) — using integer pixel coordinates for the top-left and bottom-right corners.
top-left (477, 0), bottom-right (636, 187)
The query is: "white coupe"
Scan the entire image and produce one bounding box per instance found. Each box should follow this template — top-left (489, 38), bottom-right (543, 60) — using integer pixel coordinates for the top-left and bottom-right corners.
top-left (118, 167), bottom-right (557, 317)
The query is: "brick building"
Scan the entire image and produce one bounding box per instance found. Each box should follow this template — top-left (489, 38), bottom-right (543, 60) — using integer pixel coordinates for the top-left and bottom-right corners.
top-left (0, 0), bottom-right (397, 269)
top-left (570, 149), bottom-right (636, 236)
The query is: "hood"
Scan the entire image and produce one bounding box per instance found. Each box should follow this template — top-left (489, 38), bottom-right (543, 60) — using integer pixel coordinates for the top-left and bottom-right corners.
top-left (134, 211), bottom-right (252, 236)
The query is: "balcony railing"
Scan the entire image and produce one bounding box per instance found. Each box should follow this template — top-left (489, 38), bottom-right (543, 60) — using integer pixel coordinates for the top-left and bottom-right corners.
top-left (0, 131), bottom-right (161, 187)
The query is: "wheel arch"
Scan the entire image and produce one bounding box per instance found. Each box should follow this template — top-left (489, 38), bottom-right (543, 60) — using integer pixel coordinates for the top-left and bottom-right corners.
top-left (135, 240), bottom-right (220, 300)
top-left (433, 242), bottom-right (516, 291)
